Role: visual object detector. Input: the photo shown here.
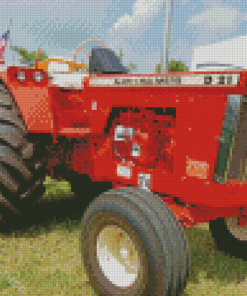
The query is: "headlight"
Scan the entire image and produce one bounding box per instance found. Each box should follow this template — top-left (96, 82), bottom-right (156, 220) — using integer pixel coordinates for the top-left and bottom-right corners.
top-left (16, 71), bottom-right (25, 82)
top-left (33, 71), bottom-right (43, 82)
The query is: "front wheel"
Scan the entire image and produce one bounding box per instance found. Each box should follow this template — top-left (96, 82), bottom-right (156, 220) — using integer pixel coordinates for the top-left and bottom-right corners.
top-left (81, 187), bottom-right (190, 295)
top-left (209, 216), bottom-right (247, 261)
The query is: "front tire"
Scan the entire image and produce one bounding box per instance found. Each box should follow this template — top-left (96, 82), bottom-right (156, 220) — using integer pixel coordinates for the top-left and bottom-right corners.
top-left (209, 216), bottom-right (247, 261)
top-left (81, 187), bottom-right (190, 295)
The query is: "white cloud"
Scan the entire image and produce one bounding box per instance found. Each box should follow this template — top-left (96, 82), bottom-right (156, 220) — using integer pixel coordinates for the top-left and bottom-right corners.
top-left (187, 1), bottom-right (247, 68)
top-left (108, 0), bottom-right (163, 40)
top-left (105, 0), bottom-right (165, 73)
top-left (186, 3), bottom-right (247, 47)
top-left (187, 6), bottom-right (246, 30)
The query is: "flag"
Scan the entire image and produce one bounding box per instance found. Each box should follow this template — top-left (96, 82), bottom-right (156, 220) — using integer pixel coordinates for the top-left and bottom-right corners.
top-left (0, 29), bottom-right (10, 65)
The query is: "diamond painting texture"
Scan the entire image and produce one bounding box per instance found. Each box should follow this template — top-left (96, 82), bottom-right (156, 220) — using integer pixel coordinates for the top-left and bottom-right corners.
top-left (0, 0), bottom-right (246, 295)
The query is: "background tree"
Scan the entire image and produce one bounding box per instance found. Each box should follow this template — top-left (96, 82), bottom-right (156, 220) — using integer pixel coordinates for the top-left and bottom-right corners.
top-left (10, 46), bottom-right (48, 67)
top-left (155, 59), bottom-right (189, 73)
top-left (117, 48), bottom-right (137, 73)
top-left (118, 49), bottom-right (124, 63)
top-left (125, 63), bottom-right (138, 74)
top-left (156, 63), bottom-right (162, 74)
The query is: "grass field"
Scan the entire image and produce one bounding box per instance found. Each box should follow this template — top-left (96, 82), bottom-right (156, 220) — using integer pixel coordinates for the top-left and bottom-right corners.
top-left (0, 176), bottom-right (246, 295)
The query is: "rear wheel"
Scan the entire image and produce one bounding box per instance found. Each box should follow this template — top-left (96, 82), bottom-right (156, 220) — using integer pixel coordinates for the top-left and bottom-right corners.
top-left (81, 187), bottom-right (190, 295)
top-left (0, 83), bottom-right (49, 232)
top-left (209, 216), bottom-right (247, 261)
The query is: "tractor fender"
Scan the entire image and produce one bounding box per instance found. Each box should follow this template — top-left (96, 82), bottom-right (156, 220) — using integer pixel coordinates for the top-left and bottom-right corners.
top-left (2, 67), bottom-right (53, 134)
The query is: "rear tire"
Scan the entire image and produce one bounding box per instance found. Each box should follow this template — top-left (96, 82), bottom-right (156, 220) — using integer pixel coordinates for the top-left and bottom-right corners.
top-left (209, 216), bottom-right (247, 261)
top-left (81, 187), bottom-right (190, 295)
top-left (0, 83), bottom-right (49, 233)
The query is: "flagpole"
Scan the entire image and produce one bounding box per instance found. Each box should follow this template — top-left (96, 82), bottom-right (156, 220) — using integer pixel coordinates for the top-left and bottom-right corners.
top-left (8, 18), bottom-right (13, 66)
top-left (162, 0), bottom-right (173, 73)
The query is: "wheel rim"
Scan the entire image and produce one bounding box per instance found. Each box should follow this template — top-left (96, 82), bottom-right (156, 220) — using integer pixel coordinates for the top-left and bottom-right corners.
top-left (96, 225), bottom-right (141, 288)
top-left (225, 216), bottom-right (247, 242)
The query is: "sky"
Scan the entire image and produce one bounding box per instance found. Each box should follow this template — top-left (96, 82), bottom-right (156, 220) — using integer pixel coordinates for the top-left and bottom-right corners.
top-left (1, 0), bottom-right (246, 73)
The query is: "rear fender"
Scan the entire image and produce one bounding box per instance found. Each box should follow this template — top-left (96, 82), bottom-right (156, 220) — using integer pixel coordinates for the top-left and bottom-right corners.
top-left (4, 67), bottom-right (53, 133)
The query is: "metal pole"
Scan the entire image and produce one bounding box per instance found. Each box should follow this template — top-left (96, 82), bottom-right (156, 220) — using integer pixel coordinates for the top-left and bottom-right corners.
top-left (35, 48), bottom-right (42, 69)
top-left (161, 1), bottom-right (164, 73)
top-left (162, 0), bottom-right (172, 73)
top-left (8, 18), bottom-right (13, 66)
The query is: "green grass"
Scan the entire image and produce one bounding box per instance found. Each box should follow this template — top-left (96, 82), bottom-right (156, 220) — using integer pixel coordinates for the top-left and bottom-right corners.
top-left (41, 176), bottom-right (74, 201)
top-left (0, 176), bottom-right (246, 295)
top-left (182, 224), bottom-right (247, 295)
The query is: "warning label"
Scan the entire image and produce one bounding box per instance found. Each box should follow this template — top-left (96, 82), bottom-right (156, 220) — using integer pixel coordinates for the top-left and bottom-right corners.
top-left (186, 157), bottom-right (209, 180)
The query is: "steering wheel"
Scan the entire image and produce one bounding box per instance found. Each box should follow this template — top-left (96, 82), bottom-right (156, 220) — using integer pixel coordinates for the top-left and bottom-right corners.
top-left (73, 38), bottom-right (107, 66)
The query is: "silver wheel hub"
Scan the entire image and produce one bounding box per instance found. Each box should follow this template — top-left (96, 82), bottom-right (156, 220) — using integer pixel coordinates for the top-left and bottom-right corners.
top-left (96, 225), bottom-right (141, 288)
top-left (225, 215), bottom-right (247, 241)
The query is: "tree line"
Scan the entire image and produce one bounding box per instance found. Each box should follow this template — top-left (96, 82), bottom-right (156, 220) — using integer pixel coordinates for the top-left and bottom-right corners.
top-left (10, 46), bottom-right (189, 72)
top-left (117, 48), bottom-right (189, 73)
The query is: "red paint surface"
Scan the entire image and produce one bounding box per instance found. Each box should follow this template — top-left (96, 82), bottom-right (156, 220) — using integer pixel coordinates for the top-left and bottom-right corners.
top-left (1, 67), bottom-right (247, 226)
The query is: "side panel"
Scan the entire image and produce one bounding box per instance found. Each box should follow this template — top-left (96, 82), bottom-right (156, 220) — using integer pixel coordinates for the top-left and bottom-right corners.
top-left (89, 87), bottom-right (247, 209)
top-left (50, 78), bottom-right (111, 137)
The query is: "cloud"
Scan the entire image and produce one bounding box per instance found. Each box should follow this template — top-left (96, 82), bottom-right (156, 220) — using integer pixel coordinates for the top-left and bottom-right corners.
top-left (187, 6), bottom-right (246, 30)
top-left (108, 0), bottom-right (163, 40)
top-left (105, 0), bottom-right (165, 73)
top-left (186, 4), bottom-right (247, 46)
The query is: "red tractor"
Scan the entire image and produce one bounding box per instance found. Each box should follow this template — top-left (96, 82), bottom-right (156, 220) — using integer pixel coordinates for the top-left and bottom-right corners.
top-left (0, 40), bottom-right (246, 295)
